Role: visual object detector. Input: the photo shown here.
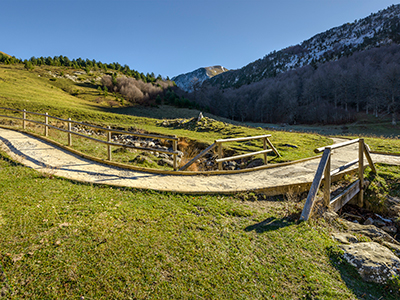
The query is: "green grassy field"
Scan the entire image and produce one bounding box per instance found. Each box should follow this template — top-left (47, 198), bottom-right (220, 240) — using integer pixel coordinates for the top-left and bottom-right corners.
top-left (1, 62), bottom-right (400, 299)
top-left (0, 154), bottom-right (399, 299)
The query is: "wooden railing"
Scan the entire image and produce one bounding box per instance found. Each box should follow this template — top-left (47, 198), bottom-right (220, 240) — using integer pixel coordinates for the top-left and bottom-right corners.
top-left (179, 134), bottom-right (281, 171)
top-left (299, 139), bottom-right (376, 221)
top-left (0, 107), bottom-right (180, 170)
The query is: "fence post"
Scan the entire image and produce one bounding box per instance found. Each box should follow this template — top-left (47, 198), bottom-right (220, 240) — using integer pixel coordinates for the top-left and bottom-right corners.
top-left (263, 137), bottom-right (268, 165)
top-left (45, 112), bottom-right (49, 136)
top-left (107, 127), bottom-right (112, 161)
top-left (323, 152), bottom-right (331, 208)
top-left (173, 136), bottom-right (178, 171)
top-left (68, 118), bottom-right (72, 146)
top-left (218, 142), bottom-right (222, 170)
top-left (358, 139), bottom-right (364, 207)
top-left (23, 109), bottom-right (26, 129)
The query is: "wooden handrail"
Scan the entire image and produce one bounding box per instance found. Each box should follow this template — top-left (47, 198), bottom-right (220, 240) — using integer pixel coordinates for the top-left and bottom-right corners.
top-left (216, 149), bottom-right (273, 163)
top-left (215, 134), bottom-right (271, 143)
top-left (214, 135), bottom-right (281, 170)
top-left (314, 139), bottom-right (359, 153)
top-left (0, 107), bottom-right (180, 169)
top-left (300, 138), bottom-right (377, 221)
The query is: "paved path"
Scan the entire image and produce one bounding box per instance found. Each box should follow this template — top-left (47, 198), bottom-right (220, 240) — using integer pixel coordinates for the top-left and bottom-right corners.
top-left (0, 128), bottom-right (399, 194)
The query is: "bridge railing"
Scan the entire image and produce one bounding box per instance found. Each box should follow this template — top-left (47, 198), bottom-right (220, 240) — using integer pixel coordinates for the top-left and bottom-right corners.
top-left (179, 134), bottom-right (281, 171)
top-left (0, 107), bottom-right (180, 170)
top-left (299, 138), bottom-right (376, 221)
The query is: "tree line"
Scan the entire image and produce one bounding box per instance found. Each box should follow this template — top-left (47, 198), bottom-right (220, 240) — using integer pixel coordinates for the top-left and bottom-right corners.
top-left (191, 44), bottom-right (400, 125)
top-left (0, 53), bottom-right (163, 84)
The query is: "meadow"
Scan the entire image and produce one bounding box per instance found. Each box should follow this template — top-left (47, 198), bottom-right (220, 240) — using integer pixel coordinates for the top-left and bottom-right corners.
top-left (1, 62), bottom-right (400, 298)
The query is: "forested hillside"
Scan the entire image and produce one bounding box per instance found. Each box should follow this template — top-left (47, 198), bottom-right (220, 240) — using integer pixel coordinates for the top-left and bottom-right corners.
top-left (193, 44), bottom-right (400, 125)
top-left (186, 4), bottom-right (400, 125)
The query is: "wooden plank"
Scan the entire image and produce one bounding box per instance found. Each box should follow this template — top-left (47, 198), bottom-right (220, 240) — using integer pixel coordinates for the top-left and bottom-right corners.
top-left (215, 149), bottom-right (273, 163)
top-left (215, 135), bottom-right (271, 143)
top-left (364, 143), bottom-right (377, 174)
top-left (314, 139), bottom-right (359, 153)
top-left (299, 148), bottom-right (331, 221)
top-left (330, 180), bottom-right (360, 212)
top-left (173, 137), bottom-right (178, 171)
top-left (266, 137), bottom-right (281, 157)
top-left (358, 139), bottom-right (364, 207)
top-left (179, 143), bottom-right (216, 171)
top-left (218, 142), bottom-right (222, 170)
top-left (263, 138), bottom-right (268, 165)
top-left (330, 159), bottom-right (358, 176)
top-left (323, 154), bottom-right (331, 208)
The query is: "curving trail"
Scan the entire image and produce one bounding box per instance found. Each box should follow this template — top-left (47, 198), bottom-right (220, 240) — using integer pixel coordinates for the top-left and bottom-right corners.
top-left (0, 128), bottom-right (399, 194)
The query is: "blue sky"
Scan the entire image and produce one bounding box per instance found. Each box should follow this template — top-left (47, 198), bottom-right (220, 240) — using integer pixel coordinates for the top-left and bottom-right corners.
top-left (1, 0), bottom-right (397, 78)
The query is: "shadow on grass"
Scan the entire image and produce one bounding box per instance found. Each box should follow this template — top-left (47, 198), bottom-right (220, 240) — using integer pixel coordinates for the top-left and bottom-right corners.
top-left (244, 216), bottom-right (296, 233)
top-left (326, 246), bottom-right (400, 300)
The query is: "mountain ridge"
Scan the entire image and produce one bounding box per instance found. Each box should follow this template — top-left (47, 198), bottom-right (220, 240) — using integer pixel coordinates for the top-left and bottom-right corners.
top-left (172, 65), bottom-right (228, 92)
top-left (206, 4), bottom-right (400, 89)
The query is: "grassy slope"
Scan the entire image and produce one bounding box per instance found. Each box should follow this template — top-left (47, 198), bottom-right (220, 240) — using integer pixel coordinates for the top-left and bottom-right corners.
top-left (0, 64), bottom-right (333, 163)
top-left (0, 155), bottom-right (397, 299)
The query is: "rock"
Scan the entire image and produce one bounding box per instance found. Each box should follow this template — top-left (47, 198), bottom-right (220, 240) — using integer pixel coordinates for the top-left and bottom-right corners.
top-left (383, 242), bottom-right (400, 256)
top-left (197, 112), bottom-right (204, 122)
top-left (157, 158), bottom-right (174, 168)
top-left (342, 219), bottom-right (399, 245)
top-left (283, 144), bottom-right (298, 149)
top-left (331, 232), bottom-right (358, 244)
top-left (323, 211), bottom-right (339, 222)
top-left (373, 219), bottom-right (386, 227)
top-left (246, 158), bottom-right (264, 169)
top-left (363, 217), bottom-right (374, 226)
top-left (131, 155), bottom-right (154, 165)
top-left (339, 242), bottom-right (400, 283)
top-left (342, 212), bottom-right (363, 221)
top-left (381, 226), bottom-right (397, 234)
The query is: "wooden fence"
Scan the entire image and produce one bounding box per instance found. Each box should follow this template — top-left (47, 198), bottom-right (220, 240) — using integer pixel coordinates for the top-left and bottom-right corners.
top-left (299, 139), bottom-right (376, 221)
top-left (180, 134), bottom-right (281, 171)
top-left (0, 107), bottom-right (180, 170)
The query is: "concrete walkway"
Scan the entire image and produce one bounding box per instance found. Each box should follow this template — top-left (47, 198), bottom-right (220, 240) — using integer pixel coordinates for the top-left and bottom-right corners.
top-left (0, 128), bottom-right (399, 194)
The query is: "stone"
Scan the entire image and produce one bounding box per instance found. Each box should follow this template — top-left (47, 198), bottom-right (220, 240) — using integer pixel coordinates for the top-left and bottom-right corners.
top-left (373, 219), bottom-right (387, 227)
top-left (197, 112), bottom-right (204, 122)
top-left (331, 232), bottom-right (358, 244)
top-left (323, 211), bottom-right (339, 222)
top-left (381, 226), bottom-right (397, 234)
top-left (339, 242), bottom-right (400, 283)
top-left (342, 219), bottom-right (399, 245)
top-left (383, 242), bottom-right (400, 256)
top-left (157, 158), bottom-right (174, 168)
top-left (246, 158), bottom-right (264, 169)
top-left (363, 217), bottom-right (374, 226)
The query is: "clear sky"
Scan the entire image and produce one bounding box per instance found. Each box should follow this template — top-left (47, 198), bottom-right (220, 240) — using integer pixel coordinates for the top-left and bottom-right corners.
top-left (1, 0), bottom-right (398, 78)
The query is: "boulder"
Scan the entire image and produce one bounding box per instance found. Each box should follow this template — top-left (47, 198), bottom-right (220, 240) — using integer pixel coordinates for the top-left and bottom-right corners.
top-left (157, 158), bottom-right (174, 168)
top-left (339, 242), bottom-right (400, 283)
top-left (331, 232), bottom-right (358, 244)
top-left (342, 219), bottom-right (399, 245)
top-left (246, 158), bottom-right (264, 169)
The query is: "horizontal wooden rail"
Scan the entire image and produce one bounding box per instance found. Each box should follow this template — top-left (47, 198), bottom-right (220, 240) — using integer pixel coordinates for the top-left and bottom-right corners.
top-left (0, 107), bottom-right (180, 170)
top-left (215, 134), bottom-right (271, 143)
top-left (216, 149), bottom-right (273, 164)
top-left (330, 180), bottom-right (360, 212)
top-left (314, 139), bottom-right (359, 153)
top-left (0, 107), bottom-right (178, 141)
top-left (330, 159), bottom-right (358, 176)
